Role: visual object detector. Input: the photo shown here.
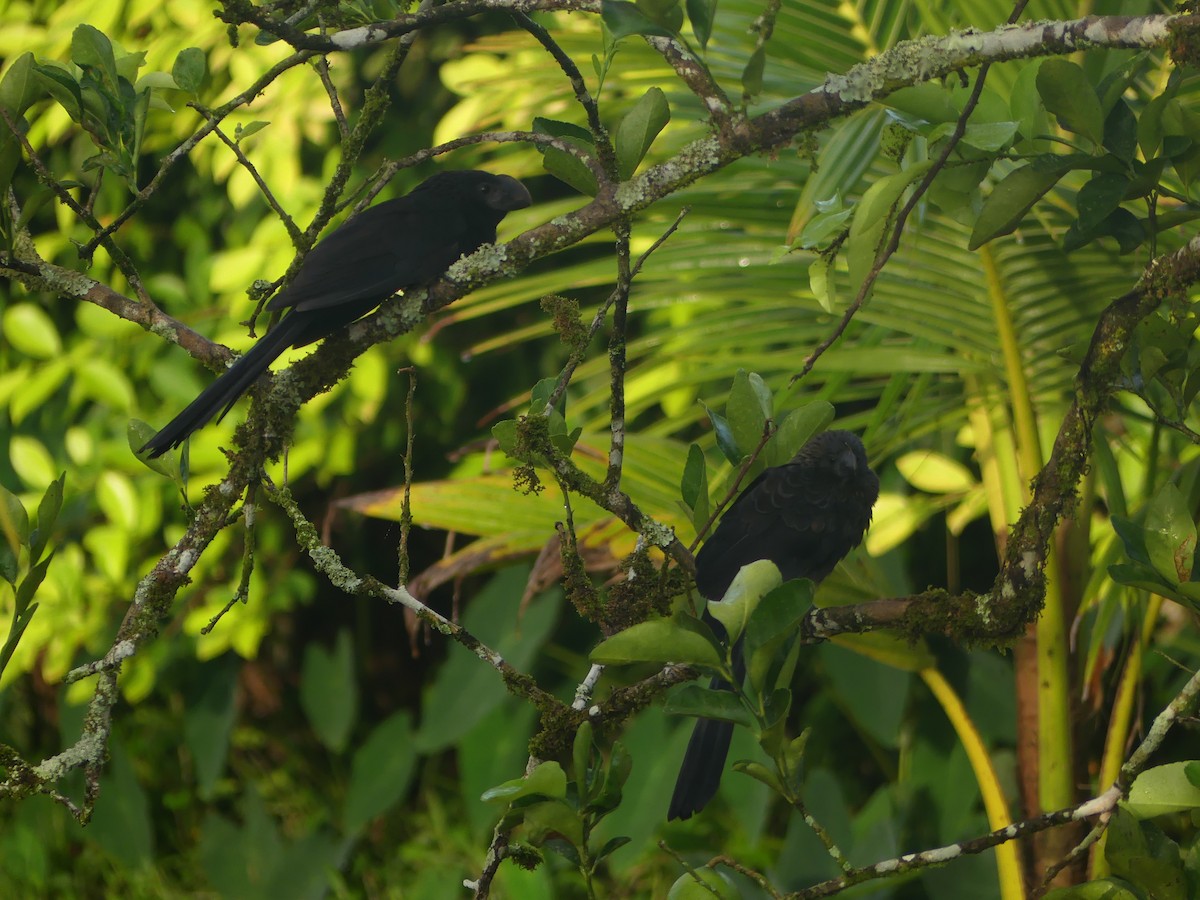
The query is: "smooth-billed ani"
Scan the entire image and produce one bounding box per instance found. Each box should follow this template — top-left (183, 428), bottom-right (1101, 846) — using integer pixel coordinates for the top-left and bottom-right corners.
top-left (667, 429), bottom-right (879, 821)
top-left (141, 170), bottom-right (531, 458)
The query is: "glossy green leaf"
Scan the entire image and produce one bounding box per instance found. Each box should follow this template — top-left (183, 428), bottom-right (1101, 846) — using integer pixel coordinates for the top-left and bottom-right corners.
top-left (481, 760), bottom-right (568, 803)
top-left (71, 24), bottom-right (119, 91)
top-left (680, 442), bottom-right (707, 519)
top-left (172, 47), bottom-right (206, 95)
top-left (685, 0), bottom-right (716, 48)
top-left (1144, 482), bottom-right (1196, 585)
top-left (667, 868), bottom-right (739, 900)
top-left (28, 472), bottom-right (63, 565)
top-left (33, 62), bottom-right (83, 122)
top-left (601, 0), bottom-right (674, 41)
top-left (847, 162), bottom-right (933, 296)
top-left (1076, 172), bottom-right (1130, 235)
top-left (664, 684), bottom-right (752, 725)
top-left (741, 46), bottom-right (765, 101)
top-left (744, 579), bottom-right (812, 694)
top-left (725, 369), bottom-right (769, 461)
top-left (1036, 58), bottom-right (1104, 144)
top-left (615, 87), bottom-right (669, 179)
top-left (1105, 807), bottom-right (1187, 900)
top-left (591, 612), bottom-right (724, 667)
top-left (701, 402), bottom-right (740, 465)
top-left (0, 481), bottom-right (30, 554)
top-left (969, 157), bottom-right (1076, 249)
top-left (1125, 762), bottom-right (1200, 819)
top-left (706, 559), bottom-right (782, 645)
top-left (0, 53), bottom-right (37, 117)
top-left (533, 118), bottom-right (597, 195)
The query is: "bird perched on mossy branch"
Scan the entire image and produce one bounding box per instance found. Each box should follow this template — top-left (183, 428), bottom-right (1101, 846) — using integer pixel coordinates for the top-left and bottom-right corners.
top-left (668, 429), bottom-right (879, 821)
top-left (141, 170), bottom-right (531, 458)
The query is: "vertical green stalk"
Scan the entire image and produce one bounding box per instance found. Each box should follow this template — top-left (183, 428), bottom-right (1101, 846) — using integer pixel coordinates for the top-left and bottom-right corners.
top-left (921, 668), bottom-right (1025, 899)
top-left (1090, 592), bottom-right (1164, 877)
top-left (980, 247), bottom-right (1075, 817)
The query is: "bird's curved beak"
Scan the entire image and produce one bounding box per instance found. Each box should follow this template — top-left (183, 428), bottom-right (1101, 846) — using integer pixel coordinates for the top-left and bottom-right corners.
top-left (491, 175), bottom-right (533, 211)
top-left (835, 448), bottom-right (858, 478)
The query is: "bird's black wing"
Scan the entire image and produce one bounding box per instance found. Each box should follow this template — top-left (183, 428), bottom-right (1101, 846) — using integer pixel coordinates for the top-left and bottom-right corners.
top-left (269, 199), bottom-right (470, 317)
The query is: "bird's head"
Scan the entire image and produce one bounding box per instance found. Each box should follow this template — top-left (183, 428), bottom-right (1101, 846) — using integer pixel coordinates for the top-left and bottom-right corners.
top-left (480, 173), bottom-right (533, 212)
top-left (796, 429), bottom-right (871, 482)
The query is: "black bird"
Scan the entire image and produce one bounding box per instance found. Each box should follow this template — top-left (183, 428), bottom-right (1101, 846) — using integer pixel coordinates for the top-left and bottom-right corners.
top-left (667, 429), bottom-right (879, 821)
top-left (141, 170), bottom-right (532, 458)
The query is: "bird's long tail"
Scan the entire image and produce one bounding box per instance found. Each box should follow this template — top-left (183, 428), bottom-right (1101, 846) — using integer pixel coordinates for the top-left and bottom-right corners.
top-left (668, 635), bottom-right (746, 821)
top-left (667, 672), bottom-right (736, 821)
top-left (141, 315), bottom-right (305, 458)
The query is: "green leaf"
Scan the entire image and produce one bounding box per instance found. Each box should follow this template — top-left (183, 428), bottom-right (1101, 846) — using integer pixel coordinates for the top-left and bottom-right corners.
top-left (896, 450), bottom-right (977, 494)
top-left (0, 481), bottom-right (30, 550)
top-left (726, 369), bottom-right (769, 462)
top-left (706, 559), bottom-right (783, 645)
top-left (589, 738), bottom-right (632, 814)
top-left (1125, 762), bottom-right (1200, 819)
top-left (343, 711), bottom-right (417, 832)
top-left (595, 835), bottom-right (632, 863)
top-left (591, 612), bottom-right (723, 667)
top-left (614, 87), bottom-right (669, 179)
top-left (744, 579), bottom-right (812, 695)
top-left (1105, 807), bottom-right (1187, 900)
top-left (665, 684), bottom-right (753, 726)
top-left (3, 302), bottom-right (62, 359)
top-left (1144, 482), bottom-right (1196, 585)
top-left (847, 162), bottom-right (933, 297)
top-left (1103, 100), bottom-right (1138, 163)
top-left (129, 419), bottom-right (182, 481)
top-left (573, 719), bottom-right (594, 802)
top-left (234, 120), bottom-right (270, 143)
top-left (299, 629), bottom-right (359, 752)
top-left (742, 46), bottom-right (766, 101)
top-left (1076, 172), bottom-right (1130, 235)
top-left (71, 24), bottom-right (119, 91)
top-left (532, 118), bottom-right (597, 196)
top-left (0, 53), bottom-right (37, 117)
top-left (171, 47), bottom-right (206, 95)
top-left (413, 569), bottom-right (558, 752)
top-left (14, 553), bottom-right (51, 613)
top-left (1107, 562), bottom-right (1172, 596)
top-left (1138, 89), bottom-right (1177, 159)
top-left (637, 0), bottom-right (683, 31)
top-left (1036, 59), bottom-right (1104, 144)
top-left (808, 255), bottom-right (835, 312)
top-left (733, 760), bottom-right (785, 795)
top-left (667, 868), bottom-right (739, 900)
top-left (33, 63), bottom-right (83, 122)
top-left (969, 157), bottom-right (1076, 249)
top-left (680, 443), bottom-right (707, 512)
top-left (29, 473), bottom-right (63, 565)
top-left (1042, 878), bottom-right (1144, 899)
top-left (601, 0), bottom-right (675, 41)
top-left (701, 402), bottom-right (740, 465)
top-left (481, 760), bottom-right (568, 803)
top-left (685, 0), bottom-right (716, 48)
